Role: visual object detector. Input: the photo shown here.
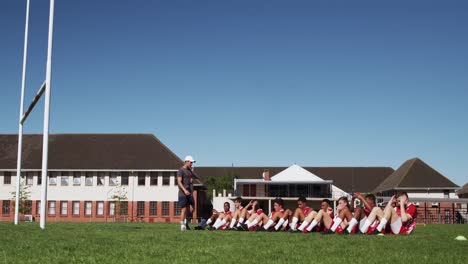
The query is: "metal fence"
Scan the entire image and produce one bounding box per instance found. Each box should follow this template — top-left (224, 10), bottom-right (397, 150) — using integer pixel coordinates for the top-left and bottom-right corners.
top-left (416, 206), bottom-right (467, 224)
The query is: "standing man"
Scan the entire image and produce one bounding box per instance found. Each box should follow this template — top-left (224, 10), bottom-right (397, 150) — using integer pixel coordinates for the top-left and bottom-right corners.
top-left (178, 155), bottom-right (196, 231)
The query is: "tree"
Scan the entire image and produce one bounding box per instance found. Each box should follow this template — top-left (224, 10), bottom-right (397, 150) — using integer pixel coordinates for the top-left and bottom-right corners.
top-left (204, 172), bottom-right (239, 199)
top-left (10, 179), bottom-right (31, 215)
top-left (109, 185), bottom-right (128, 217)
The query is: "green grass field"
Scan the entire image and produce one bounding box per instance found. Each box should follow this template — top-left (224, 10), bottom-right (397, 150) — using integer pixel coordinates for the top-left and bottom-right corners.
top-left (0, 222), bottom-right (467, 264)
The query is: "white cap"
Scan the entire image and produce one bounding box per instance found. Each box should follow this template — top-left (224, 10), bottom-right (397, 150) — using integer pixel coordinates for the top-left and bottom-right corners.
top-left (184, 155), bottom-right (196, 163)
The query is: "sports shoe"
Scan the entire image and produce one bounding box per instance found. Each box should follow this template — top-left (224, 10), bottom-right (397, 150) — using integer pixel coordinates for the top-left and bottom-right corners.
top-left (354, 229), bottom-right (364, 235)
top-left (370, 229), bottom-right (381, 235)
top-left (185, 224), bottom-right (191, 230)
top-left (340, 229), bottom-right (350, 235)
top-left (321, 229), bottom-right (335, 235)
top-left (239, 223), bottom-right (248, 231)
top-left (194, 226), bottom-right (204, 230)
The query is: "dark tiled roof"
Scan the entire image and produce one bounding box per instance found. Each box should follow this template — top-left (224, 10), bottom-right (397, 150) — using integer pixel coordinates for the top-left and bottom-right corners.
top-left (0, 134), bottom-right (183, 170)
top-left (194, 166), bottom-right (394, 193)
top-left (373, 158), bottom-right (459, 193)
top-left (457, 183), bottom-right (468, 196)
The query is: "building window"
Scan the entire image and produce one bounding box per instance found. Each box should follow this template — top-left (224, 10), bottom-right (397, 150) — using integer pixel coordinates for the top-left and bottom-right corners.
top-left (96, 201), bottom-right (104, 216)
top-left (108, 201), bottom-right (116, 216)
top-left (121, 172), bottom-right (129, 186)
top-left (119, 201), bottom-right (128, 215)
top-left (162, 172), bottom-right (170, 186)
top-left (37, 172), bottom-right (42, 185)
top-left (444, 190), bottom-right (450, 199)
top-left (73, 172), bottom-right (81, 185)
top-left (162, 202), bottom-right (169, 216)
top-left (85, 201), bottom-right (92, 216)
top-left (109, 172), bottom-right (118, 186)
top-left (137, 201), bottom-right (145, 216)
top-left (61, 175), bottom-right (69, 186)
top-left (72, 201), bottom-right (80, 216)
top-left (85, 172), bottom-right (93, 186)
top-left (3, 172), bottom-right (11, 185)
top-left (149, 201), bottom-right (157, 216)
top-left (242, 184), bottom-right (256, 196)
top-left (24, 200), bottom-right (32, 214)
top-left (97, 172), bottom-right (105, 186)
top-left (138, 172), bottom-right (146, 186)
top-left (61, 201), bottom-right (68, 216)
top-left (150, 172), bottom-right (158, 186)
top-left (36, 201), bottom-right (41, 215)
top-left (2, 200), bottom-right (10, 215)
top-left (49, 172), bottom-right (58, 185)
top-left (48, 201), bottom-right (56, 215)
top-left (174, 202), bottom-right (181, 216)
top-left (26, 173), bottom-right (34, 186)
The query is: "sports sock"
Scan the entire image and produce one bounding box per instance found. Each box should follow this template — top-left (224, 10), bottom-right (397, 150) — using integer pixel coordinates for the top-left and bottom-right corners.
top-left (206, 218), bottom-right (212, 226)
top-left (306, 219), bottom-right (318, 232)
top-left (282, 219), bottom-right (289, 228)
top-left (376, 218), bottom-right (388, 232)
top-left (247, 219), bottom-right (258, 228)
top-left (214, 219), bottom-right (226, 229)
top-left (275, 218), bottom-right (285, 230)
top-left (297, 220), bottom-right (309, 231)
top-left (229, 219), bottom-right (237, 228)
top-left (360, 219), bottom-right (372, 233)
top-left (238, 218), bottom-right (245, 224)
top-left (346, 218), bottom-right (358, 233)
top-left (213, 218), bottom-right (221, 228)
top-left (290, 217), bottom-right (299, 230)
top-left (263, 219), bottom-right (274, 230)
top-left (330, 217), bottom-right (342, 232)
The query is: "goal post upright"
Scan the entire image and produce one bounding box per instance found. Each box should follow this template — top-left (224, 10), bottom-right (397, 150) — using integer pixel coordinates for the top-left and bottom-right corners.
top-left (15, 0), bottom-right (30, 226)
top-left (40, 0), bottom-right (56, 230)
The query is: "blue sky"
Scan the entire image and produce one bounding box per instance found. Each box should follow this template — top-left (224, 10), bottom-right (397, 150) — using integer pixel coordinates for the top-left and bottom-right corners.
top-left (1, 0), bottom-right (467, 185)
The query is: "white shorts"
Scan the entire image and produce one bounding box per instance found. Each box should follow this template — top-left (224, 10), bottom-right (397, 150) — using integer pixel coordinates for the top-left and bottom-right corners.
top-left (359, 216), bottom-right (368, 230)
top-left (390, 217), bottom-right (402, 235)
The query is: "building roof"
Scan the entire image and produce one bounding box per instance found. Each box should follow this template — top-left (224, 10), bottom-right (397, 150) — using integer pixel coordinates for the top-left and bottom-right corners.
top-left (373, 158), bottom-right (459, 193)
top-left (0, 134), bottom-right (183, 170)
top-left (457, 183), bottom-right (468, 196)
top-left (194, 166), bottom-right (394, 193)
top-left (270, 164), bottom-right (324, 182)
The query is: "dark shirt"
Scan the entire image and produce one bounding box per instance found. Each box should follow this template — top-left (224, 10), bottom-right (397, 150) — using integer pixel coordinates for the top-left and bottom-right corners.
top-left (177, 167), bottom-right (193, 196)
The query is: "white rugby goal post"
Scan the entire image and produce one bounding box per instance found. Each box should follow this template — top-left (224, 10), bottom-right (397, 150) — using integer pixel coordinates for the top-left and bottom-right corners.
top-left (15, 0), bottom-right (56, 230)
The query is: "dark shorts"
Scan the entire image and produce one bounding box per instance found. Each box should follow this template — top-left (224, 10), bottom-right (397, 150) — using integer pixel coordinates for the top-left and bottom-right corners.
top-left (178, 194), bottom-right (195, 208)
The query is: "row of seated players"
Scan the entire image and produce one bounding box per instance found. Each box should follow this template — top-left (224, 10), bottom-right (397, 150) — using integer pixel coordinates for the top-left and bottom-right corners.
top-left (201, 192), bottom-right (417, 235)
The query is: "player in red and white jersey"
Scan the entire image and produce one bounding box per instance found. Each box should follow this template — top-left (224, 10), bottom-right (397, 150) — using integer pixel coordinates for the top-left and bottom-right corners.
top-left (322, 196), bottom-right (355, 234)
top-left (207, 202), bottom-right (232, 230)
top-left (238, 200), bottom-right (263, 231)
top-left (344, 193), bottom-right (378, 234)
top-left (300, 199), bottom-right (332, 232)
top-left (252, 198), bottom-right (290, 231)
top-left (226, 197), bottom-right (247, 230)
top-left (360, 192), bottom-right (417, 235)
top-left (289, 196), bottom-right (315, 231)
top-left (381, 192), bottom-right (417, 235)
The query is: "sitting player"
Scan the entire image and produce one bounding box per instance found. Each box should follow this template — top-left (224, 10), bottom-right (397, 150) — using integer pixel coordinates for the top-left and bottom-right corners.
top-left (225, 197), bottom-right (246, 230)
top-left (322, 196), bottom-right (354, 234)
top-left (298, 199), bottom-right (330, 232)
top-left (344, 192), bottom-right (378, 234)
top-left (301, 198), bottom-right (343, 233)
top-left (206, 202), bottom-right (232, 230)
top-left (362, 192), bottom-right (416, 235)
top-left (253, 198), bottom-right (290, 231)
top-left (289, 196), bottom-right (314, 231)
top-left (237, 200), bottom-right (262, 230)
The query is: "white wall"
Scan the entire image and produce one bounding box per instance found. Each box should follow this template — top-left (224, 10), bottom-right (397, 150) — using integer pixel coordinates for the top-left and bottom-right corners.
top-left (0, 171), bottom-right (179, 202)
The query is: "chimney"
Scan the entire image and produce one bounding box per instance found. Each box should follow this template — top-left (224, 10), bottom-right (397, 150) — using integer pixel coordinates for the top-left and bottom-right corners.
top-left (263, 169), bottom-right (270, 181)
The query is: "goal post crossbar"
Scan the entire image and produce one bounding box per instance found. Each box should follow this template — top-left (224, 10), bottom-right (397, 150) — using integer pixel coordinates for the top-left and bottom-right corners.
top-left (20, 81), bottom-right (46, 125)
